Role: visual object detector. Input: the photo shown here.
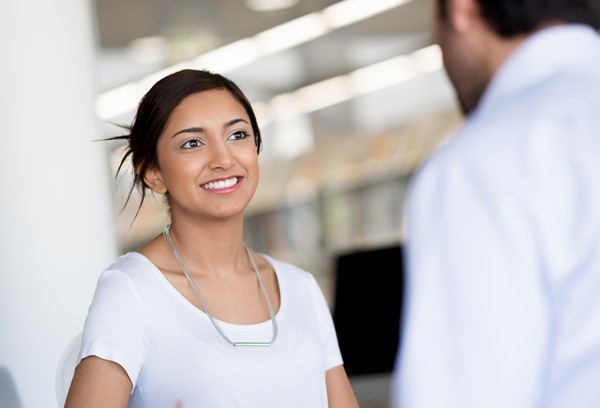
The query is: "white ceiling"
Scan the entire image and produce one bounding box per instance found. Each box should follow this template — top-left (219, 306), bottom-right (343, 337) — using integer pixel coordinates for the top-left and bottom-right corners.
top-left (92, 0), bottom-right (457, 145)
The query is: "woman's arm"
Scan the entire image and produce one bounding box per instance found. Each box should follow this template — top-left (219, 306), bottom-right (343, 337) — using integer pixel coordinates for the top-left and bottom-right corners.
top-left (326, 365), bottom-right (359, 408)
top-left (64, 356), bottom-right (132, 408)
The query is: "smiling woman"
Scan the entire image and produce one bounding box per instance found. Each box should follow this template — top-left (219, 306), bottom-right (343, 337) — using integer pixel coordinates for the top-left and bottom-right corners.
top-left (63, 68), bottom-right (359, 408)
top-left (144, 89), bottom-right (260, 218)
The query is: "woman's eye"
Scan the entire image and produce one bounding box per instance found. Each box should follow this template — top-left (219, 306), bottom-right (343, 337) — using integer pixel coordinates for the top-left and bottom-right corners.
top-left (228, 130), bottom-right (250, 141)
top-left (181, 139), bottom-right (203, 149)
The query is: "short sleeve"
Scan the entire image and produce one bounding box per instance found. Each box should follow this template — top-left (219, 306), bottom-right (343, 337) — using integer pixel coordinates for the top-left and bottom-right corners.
top-left (310, 274), bottom-right (344, 370)
top-left (78, 267), bottom-right (150, 387)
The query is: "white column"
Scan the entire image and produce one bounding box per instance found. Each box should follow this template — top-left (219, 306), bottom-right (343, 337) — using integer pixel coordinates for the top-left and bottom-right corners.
top-left (0, 1), bottom-right (118, 407)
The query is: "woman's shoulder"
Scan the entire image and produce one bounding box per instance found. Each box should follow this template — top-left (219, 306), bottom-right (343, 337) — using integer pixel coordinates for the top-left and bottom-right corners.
top-left (99, 251), bottom-right (158, 284)
top-left (105, 251), bottom-right (147, 270)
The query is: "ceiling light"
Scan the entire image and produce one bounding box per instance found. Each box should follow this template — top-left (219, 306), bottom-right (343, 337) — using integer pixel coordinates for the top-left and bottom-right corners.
top-left (323, 0), bottom-right (413, 28)
top-left (95, 0), bottom-right (415, 121)
top-left (254, 14), bottom-right (328, 54)
top-left (245, 0), bottom-right (299, 12)
top-left (261, 45), bottom-right (442, 124)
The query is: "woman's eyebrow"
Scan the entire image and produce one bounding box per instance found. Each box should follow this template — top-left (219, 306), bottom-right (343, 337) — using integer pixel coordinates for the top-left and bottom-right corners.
top-left (171, 127), bottom-right (204, 138)
top-left (224, 118), bottom-right (249, 128)
top-left (171, 118), bottom-right (249, 138)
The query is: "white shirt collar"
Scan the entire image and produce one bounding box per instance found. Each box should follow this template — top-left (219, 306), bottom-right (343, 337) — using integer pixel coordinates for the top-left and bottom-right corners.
top-left (475, 24), bottom-right (600, 118)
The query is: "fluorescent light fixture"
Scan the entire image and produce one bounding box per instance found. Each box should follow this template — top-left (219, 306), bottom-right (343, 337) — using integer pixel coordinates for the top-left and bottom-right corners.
top-left (261, 44), bottom-right (442, 125)
top-left (349, 44), bottom-right (442, 95)
top-left (192, 38), bottom-right (259, 72)
top-left (95, 0), bottom-right (413, 121)
top-left (254, 14), bottom-right (329, 54)
top-left (296, 76), bottom-right (353, 112)
top-left (95, 65), bottom-right (183, 121)
top-left (257, 45), bottom-right (442, 162)
top-left (268, 93), bottom-right (304, 121)
top-left (97, 46), bottom-right (440, 130)
top-left (246, 0), bottom-right (299, 12)
top-left (323, 0), bottom-right (413, 28)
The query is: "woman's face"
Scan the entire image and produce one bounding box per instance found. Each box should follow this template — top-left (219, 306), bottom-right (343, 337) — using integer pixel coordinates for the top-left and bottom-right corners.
top-left (148, 89), bottom-right (259, 221)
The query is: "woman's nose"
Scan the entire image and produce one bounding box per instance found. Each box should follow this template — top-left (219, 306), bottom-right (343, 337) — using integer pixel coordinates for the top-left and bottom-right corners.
top-left (207, 142), bottom-right (235, 170)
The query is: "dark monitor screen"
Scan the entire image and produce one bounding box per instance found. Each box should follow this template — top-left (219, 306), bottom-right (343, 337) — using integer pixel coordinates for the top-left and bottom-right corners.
top-left (331, 245), bottom-right (404, 377)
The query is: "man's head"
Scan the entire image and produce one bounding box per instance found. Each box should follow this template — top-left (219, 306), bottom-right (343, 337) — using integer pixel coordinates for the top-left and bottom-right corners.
top-left (433, 0), bottom-right (600, 114)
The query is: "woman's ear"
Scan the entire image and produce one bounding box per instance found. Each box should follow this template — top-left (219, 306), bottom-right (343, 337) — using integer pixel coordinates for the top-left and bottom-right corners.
top-left (143, 165), bottom-right (168, 195)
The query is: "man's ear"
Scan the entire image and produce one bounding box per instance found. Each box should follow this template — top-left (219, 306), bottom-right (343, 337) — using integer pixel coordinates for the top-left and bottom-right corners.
top-left (143, 165), bottom-right (168, 195)
top-left (449, 0), bottom-right (481, 33)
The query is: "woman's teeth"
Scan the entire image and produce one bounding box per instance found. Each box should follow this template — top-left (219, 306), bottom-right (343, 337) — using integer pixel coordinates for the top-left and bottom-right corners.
top-left (202, 177), bottom-right (238, 190)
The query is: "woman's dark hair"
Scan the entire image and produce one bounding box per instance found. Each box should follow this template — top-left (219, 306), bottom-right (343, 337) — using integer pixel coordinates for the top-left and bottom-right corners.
top-left (107, 69), bottom-right (263, 220)
top-left (437, 0), bottom-right (600, 36)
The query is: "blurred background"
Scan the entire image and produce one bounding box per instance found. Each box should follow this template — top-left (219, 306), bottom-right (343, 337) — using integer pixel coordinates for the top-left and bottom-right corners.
top-left (99, 0), bottom-right (460, 289)
top-left (0, 0), bottom-right (461, 407)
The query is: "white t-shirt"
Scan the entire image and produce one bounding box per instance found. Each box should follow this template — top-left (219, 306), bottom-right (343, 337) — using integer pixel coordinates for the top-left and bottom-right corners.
top-left (78, 252), bottom-right (343, 408)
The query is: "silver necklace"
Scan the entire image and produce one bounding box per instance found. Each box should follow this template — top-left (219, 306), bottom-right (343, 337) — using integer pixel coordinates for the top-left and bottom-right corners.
top-left (163, 224), bottom-right (278, 347)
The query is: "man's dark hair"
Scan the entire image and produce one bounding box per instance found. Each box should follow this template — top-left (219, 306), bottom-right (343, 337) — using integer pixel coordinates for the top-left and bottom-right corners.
top-left (438, 0), bottom-right (600, 36)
